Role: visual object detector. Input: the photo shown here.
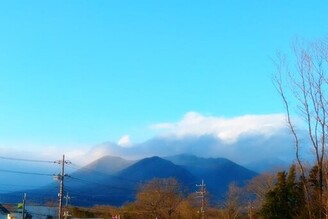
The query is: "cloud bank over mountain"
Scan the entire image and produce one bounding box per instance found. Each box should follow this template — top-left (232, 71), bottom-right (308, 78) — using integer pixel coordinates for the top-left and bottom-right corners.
top-left (0, 111), bottom-right (309, 191)
top-left (87, 112), bottom-right (301, 165)
top-left (1, 112), bottom-right (306, 166)
top-left (151, 112), bottom-right (288, 143)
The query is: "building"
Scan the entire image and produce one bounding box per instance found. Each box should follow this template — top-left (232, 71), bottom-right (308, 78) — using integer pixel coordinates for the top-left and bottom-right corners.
top-left (0, 204), bottom-right (10, 219)
top-left (3, 204), bottom-right (57, 219)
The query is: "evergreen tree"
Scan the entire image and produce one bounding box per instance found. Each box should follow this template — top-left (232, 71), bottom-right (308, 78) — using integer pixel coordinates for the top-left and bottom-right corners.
top-left (260, 165), bottom-right (305, 219)
top-left (308, 165), bottom-right (324, 218)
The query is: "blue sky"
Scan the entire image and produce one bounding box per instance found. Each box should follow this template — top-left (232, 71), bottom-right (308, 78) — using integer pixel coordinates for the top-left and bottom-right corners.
top-left (0, 1), bottom-right (327, 162)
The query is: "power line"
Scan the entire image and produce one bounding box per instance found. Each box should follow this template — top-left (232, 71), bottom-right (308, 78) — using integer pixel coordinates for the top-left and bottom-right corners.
top-left (69, 163), bottom-right (142, 184)
top-left (0, 156), bottom-right (55, 163)
top-left (0, 183), bottom-right (45, 188)
top-left (0, 168), bottom-right (53, 176)
top-left (67, 176), bottom-right (137, 192)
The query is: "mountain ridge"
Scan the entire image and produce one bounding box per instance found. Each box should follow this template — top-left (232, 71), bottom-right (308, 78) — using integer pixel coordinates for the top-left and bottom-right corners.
top-left (0, 154), bottom-right (258, 206)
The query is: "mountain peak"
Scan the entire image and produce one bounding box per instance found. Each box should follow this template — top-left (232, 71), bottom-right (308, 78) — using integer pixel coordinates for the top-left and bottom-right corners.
top-left (117, 156), bottom-right (196, 183)
top-left (74, 155), bottom-right (134, 176)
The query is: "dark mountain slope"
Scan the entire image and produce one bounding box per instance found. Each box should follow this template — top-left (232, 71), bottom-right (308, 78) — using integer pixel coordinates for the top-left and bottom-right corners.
top-left (117, 156), bottom-right (196, 183)
top-left (166, 154), bottom-right (258, 200)
top-left (67, 156), bottom-right (197, 206)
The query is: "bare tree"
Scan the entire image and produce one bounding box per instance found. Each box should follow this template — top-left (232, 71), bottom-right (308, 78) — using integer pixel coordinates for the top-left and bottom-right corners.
top-left (134, 178), bottom-right (183, 219)
top-left (246, 172), bottom-right (276, 210)
top-left (220, 183), bottom-right (243, 219)
top-left (273, 37), bottom-right (328, 219)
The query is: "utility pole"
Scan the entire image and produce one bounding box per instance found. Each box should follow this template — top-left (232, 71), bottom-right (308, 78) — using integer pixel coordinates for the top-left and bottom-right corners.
top-left (22, 193), bottom-right (26, 219)
top-left (54, 155), bottom-right (70, 219)
top-left (196, 179), bottom-right (206, 219)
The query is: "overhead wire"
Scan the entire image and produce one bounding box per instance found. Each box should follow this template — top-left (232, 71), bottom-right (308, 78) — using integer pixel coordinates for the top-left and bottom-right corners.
top-left (0, 156), bottom-right (55, 163)
top-left (0, 156), bottom-right (61, 203)
top-left (0, 168), bottom-right (54, 176)
top-left (0, 183), bottom-right (46, 188)
top-left (67, 175), bottom-right (137, 192)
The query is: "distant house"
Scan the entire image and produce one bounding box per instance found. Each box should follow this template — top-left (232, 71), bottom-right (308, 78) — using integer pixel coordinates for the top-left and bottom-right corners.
top-left (2, 205), bottom-right (57, 219)
top-left (2, 204), bottom-right (21, 219)
top-left (0, 204), bottom-right (10, 219)
top-left (24, 206), bottom-right (57, 219)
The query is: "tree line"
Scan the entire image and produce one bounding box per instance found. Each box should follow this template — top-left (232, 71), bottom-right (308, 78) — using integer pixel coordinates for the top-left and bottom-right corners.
top-left (68, 162), bottom-right (328, 219)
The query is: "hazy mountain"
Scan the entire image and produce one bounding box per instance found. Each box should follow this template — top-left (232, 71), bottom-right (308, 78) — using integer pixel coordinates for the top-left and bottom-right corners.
top-left (81, 155), bottom-right (134, 173)
top-left (245, 157), bottom-right (290, 173)
top-left (70, 155), bottom-right (135, 183)
top-left (0, 154), bottom-right (257, 206)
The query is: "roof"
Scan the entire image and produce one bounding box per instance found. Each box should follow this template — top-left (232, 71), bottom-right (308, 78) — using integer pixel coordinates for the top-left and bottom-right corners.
top-left (0, 204), bottom-right (10, 215)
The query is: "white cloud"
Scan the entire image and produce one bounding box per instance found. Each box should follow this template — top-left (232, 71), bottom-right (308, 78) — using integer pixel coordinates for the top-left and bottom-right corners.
top-left (117, 135), bottom-right (132, 147)
top-left (152, 112), bottom-right (288, 144)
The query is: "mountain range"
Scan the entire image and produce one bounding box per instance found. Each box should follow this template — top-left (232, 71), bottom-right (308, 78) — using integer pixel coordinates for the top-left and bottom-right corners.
top-left (0, 154), bottom-right (257, 206)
